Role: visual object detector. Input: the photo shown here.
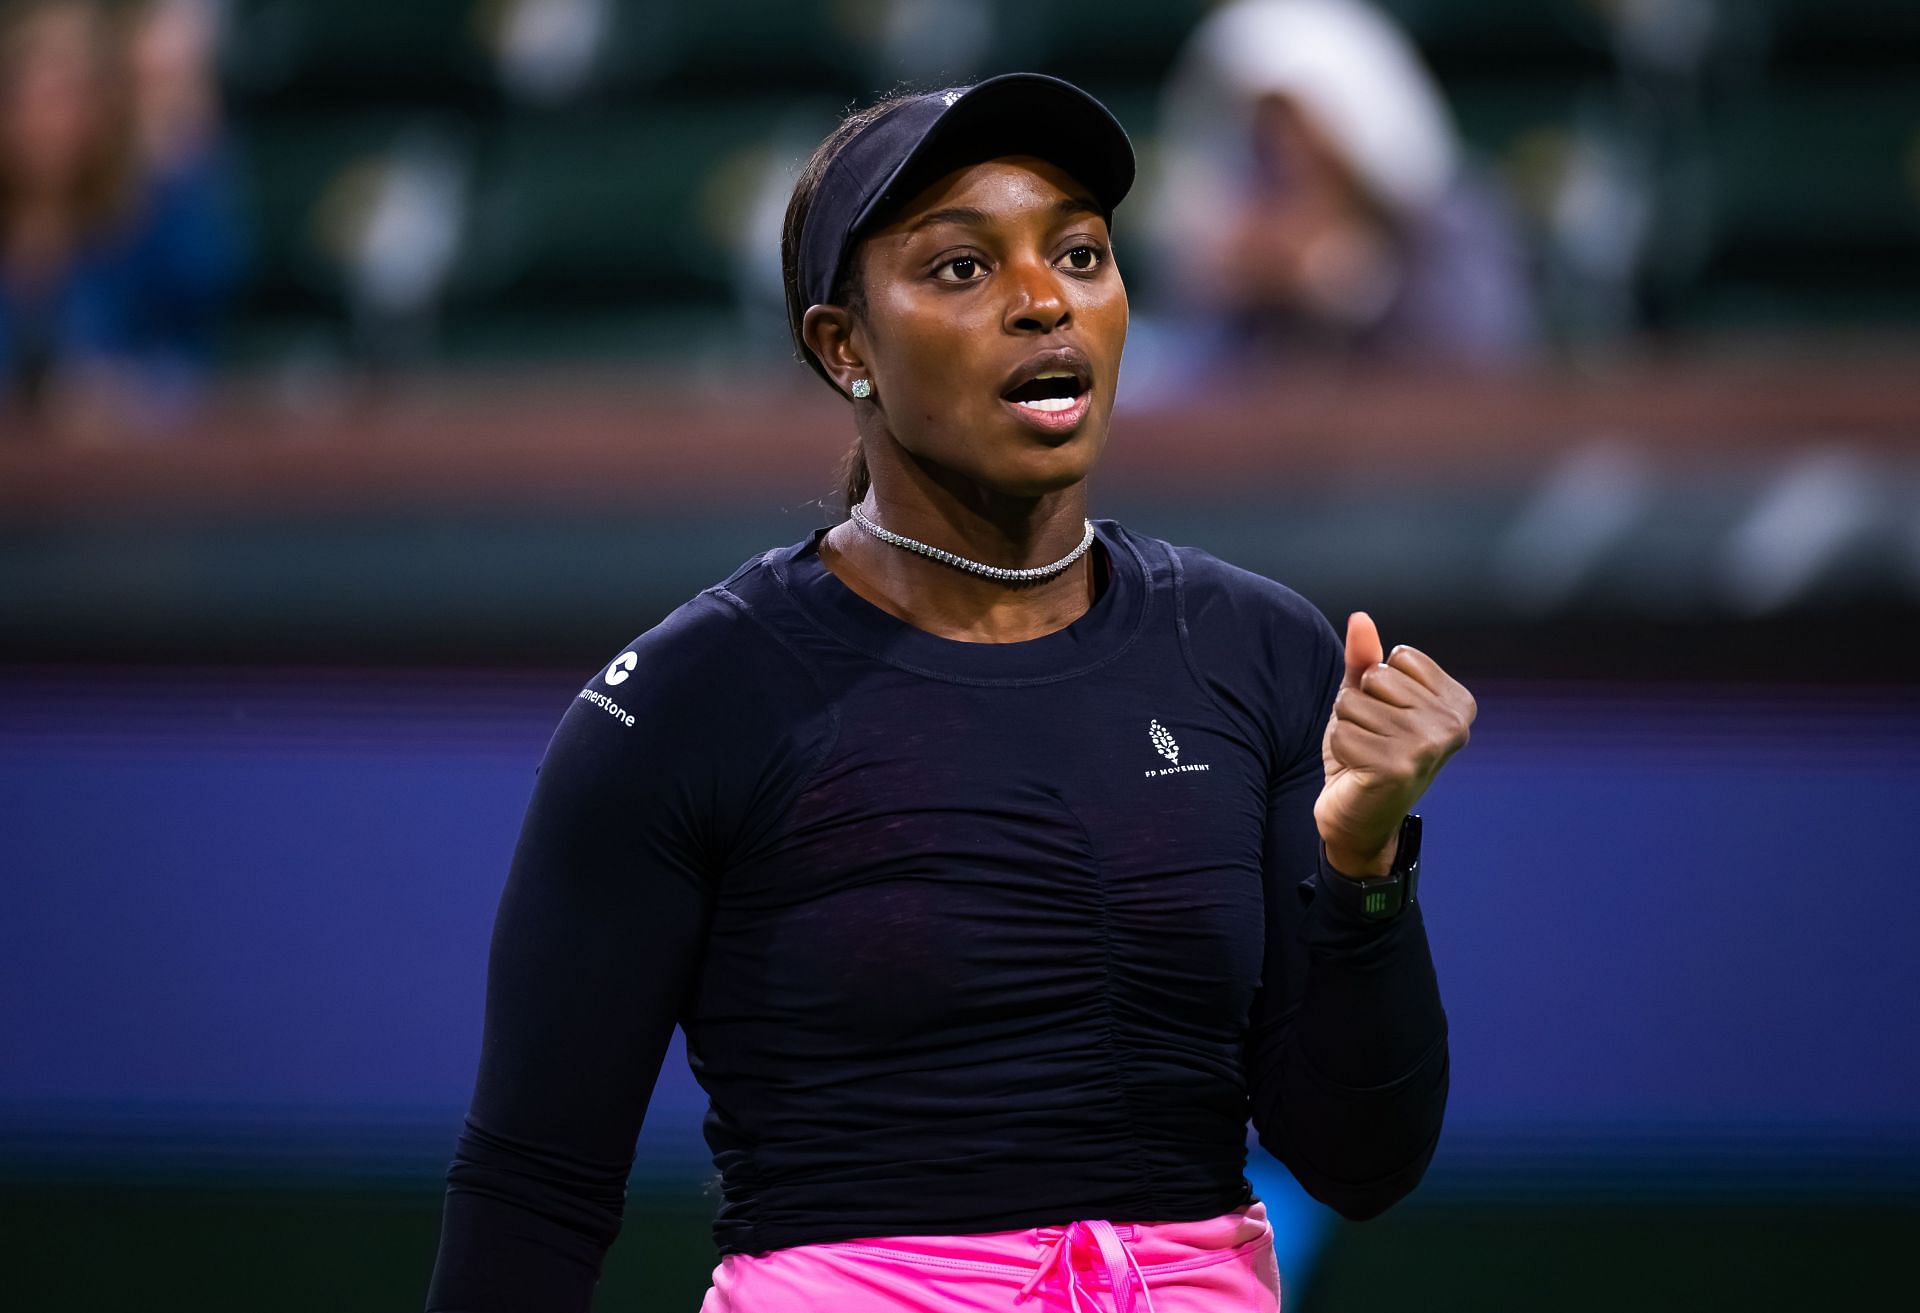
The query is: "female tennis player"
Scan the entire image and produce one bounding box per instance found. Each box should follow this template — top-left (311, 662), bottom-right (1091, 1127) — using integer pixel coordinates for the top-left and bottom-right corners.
top-left (426, 73), bottom-right (1474, 1313)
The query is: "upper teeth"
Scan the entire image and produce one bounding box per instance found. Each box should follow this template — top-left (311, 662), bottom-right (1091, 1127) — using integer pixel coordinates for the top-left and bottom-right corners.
top-left (1013, 369), bottom-right (1080, 412)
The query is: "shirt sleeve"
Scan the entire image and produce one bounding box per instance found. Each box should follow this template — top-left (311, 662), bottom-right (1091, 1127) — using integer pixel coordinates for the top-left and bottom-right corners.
top-left (425, 593), bottom-right (833, 1311)
top-left (1243, 617), bottom-right (1450, 1221)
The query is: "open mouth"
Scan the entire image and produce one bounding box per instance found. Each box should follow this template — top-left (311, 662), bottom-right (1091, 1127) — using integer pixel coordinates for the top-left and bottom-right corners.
top-left (1002, 371), bottom-right (1090, 413)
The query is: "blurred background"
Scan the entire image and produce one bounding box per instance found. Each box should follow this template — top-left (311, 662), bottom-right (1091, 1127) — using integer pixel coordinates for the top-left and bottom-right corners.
top-left (3, 0), bottom-right (1918, 1308)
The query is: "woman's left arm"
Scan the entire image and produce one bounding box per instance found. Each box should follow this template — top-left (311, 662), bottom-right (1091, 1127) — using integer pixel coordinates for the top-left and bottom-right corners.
top-left (1245, 612), bottom-right (1475, 1220)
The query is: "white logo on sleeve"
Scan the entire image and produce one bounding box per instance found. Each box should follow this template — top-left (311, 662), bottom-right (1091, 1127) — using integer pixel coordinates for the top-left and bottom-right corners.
top-left (605, 651), bottom-right (637, 685)
top-left (1144, 718), bottom-right (1210, 777)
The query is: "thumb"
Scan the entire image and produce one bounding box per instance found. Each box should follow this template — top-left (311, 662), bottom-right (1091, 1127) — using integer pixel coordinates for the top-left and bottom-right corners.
top-left (1342, 611), bottom-right (1383, 690)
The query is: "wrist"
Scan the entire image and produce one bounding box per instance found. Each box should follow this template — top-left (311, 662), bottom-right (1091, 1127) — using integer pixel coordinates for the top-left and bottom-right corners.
top-left (1323, 830), bottom-right (1401, 880)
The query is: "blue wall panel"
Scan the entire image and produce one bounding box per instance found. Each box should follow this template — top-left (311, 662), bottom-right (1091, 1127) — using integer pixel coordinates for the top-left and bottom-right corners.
top-left (3, 671), bottom-right (1916, 1186)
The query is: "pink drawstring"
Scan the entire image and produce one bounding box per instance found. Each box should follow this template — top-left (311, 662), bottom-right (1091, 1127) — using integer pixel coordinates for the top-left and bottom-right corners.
top-left (1014, 1219), bottom-right (1158, 1313)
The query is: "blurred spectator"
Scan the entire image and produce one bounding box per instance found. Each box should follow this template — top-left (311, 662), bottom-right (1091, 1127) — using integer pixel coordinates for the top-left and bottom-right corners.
top-left (1147, 0), bottom-right (1538, 372)
top-left (127, 0), bottom-right (224, 177)
top-left (0, 0), bottom-right (242, 439)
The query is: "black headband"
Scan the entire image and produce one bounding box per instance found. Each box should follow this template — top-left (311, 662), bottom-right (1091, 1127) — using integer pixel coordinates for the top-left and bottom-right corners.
top-left (796, 72), bottom-right (1136, 313)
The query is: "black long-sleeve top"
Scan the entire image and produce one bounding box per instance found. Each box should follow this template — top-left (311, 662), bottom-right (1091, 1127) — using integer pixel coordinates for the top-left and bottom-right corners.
top-left (426, 519), bottom-right (1449, 1311)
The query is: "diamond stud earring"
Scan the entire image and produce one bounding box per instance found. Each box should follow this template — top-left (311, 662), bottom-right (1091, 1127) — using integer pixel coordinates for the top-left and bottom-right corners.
top-left (850, 379), bottom-right (873, 399)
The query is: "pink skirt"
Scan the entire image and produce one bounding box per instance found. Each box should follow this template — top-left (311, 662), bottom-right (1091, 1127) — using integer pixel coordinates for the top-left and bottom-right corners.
top-left (700, 1200), bottom-right (1281, 1313)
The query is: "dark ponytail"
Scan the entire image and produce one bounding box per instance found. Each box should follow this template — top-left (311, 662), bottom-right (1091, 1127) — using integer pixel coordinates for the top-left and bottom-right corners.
top-left (833, 435), bottom-right (871, 511)
top-left (780, 93), bottom-right (914, 515)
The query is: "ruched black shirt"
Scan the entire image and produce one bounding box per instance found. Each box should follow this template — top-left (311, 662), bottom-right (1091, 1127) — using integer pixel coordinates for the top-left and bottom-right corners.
top-left (426, 519), bottom-right (1449, 1311)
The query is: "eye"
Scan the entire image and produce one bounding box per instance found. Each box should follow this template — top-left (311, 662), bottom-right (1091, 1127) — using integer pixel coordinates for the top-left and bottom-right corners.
top-left (1057, 245), bottom-right (1104, 272)
top-left (934, 255), bottom-right (985, 282)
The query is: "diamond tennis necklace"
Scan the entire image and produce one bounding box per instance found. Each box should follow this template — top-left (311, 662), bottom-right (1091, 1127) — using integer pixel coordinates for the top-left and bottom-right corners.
top-left (847, 502), bottom-right (1096, 583)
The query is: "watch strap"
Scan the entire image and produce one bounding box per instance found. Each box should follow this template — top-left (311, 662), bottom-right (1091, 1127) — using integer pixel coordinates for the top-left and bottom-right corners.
top-left (1325, 813), bottom-right (1423, 923)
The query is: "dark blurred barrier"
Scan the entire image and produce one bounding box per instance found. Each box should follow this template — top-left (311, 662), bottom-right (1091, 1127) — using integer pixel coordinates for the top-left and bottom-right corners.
top-left (5, 1178), bottom-right (722, 1313)
top-left (5, 1180), bottom-right (1910, 1310)
top-left (4, 357), bottom-right (1918, 678)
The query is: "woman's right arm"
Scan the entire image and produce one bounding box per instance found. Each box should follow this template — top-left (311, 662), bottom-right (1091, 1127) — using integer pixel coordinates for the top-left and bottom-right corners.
top-left (425, 657), bottom-right (720, 1312)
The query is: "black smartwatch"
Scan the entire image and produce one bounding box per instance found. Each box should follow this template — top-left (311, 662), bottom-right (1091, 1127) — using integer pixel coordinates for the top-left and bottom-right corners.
top-left (1343, 813), bottom-right (1424, 922)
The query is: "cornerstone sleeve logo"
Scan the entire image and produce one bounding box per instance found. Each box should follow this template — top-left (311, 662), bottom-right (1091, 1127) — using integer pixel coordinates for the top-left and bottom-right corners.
top-left (605, 651), bottom-right (638, 685)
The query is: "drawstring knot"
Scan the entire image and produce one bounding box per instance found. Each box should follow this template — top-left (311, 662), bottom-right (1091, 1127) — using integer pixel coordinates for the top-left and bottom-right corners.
top-left (1014, 1219), bottom-right (1158, 1313)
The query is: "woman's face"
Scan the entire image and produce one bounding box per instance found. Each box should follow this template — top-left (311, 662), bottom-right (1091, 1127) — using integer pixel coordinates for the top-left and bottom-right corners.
top-left (836, 153), bottom-right (1129, 500)
top-left (0, 6), bottom-right (109, 197)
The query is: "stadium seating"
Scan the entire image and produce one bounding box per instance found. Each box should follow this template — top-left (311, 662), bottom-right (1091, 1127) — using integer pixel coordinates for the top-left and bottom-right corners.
top-left (454, 102), bottom-right (795, 309)
top-left (1375, 0), bottom-right (1612, 77)
top-left (593, 0), bottom-right (866, 95)
top-left (233, 113), bottom-right (478, 319)
top-left (1753, 0), bottom-right (1920, 67)
top-left (985, 0), bottom-right (1213, 84)
top-left (223, 0), bottom-right (494, 108)
top-left (214, 0), bottom-right (1920, 366)
top-left (1686, 78), bottom-right (1920, 326)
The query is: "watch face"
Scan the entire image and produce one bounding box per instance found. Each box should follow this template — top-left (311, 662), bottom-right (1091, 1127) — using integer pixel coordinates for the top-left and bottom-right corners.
top-left (1398, 813), bottom-right (1424, 870)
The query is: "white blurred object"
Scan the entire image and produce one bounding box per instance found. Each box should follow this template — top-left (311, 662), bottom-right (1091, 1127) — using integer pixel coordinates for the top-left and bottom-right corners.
top-left (733, 131), bottom-right (801, 347)
top-left (494, 0), bottom-right (611, 103)
top-left (322, 131), bottom-right (469, 327)
top-left (1547, 121), bottom-right (1654, 341)
top-left (1719, 449), bottom-right (1879, 615)
top-left (1496, 440), bottom-right (1655, 613)
top-left (1164, 0), bottom-right (1459, 217)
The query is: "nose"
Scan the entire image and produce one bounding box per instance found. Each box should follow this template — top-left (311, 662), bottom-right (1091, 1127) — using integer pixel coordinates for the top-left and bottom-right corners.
top-left (1003, 258), bottom-right (1071, 335)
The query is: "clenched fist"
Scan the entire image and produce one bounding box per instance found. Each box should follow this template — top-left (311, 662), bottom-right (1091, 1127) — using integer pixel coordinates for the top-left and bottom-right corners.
top-left (1315, 612), bottom-right (1477, 879)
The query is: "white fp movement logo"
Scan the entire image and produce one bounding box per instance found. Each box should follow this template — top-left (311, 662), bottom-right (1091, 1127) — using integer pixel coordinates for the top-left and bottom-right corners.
top-left (1144, 719), bottom-right (1210, 778)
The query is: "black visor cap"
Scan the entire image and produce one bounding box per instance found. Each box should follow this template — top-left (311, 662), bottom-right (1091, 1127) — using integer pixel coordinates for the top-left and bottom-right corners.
top-left (797, 73), bottom-right (1136, 313)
